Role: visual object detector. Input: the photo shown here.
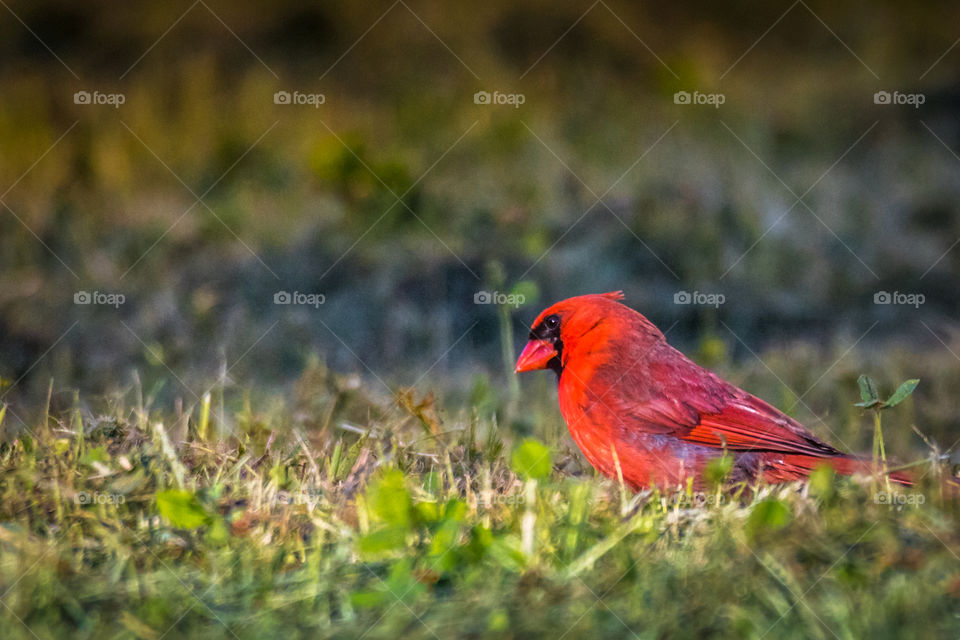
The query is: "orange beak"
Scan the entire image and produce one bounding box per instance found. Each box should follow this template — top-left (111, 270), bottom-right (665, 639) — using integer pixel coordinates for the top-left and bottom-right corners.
top-left (515, 339), bottom-right (558, 373)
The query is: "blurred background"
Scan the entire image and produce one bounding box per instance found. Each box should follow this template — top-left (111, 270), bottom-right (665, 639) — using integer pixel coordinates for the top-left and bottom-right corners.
top-left (1, 0), bottom-right (959, 454)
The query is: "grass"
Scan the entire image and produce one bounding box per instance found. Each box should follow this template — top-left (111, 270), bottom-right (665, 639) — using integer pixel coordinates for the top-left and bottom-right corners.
top-left (1, 362), bottom-right (959, 639)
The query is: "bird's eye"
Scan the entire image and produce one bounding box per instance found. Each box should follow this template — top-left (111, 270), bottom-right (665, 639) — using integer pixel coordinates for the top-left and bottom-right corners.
top-left (544, 315), bottom-right (560, 330)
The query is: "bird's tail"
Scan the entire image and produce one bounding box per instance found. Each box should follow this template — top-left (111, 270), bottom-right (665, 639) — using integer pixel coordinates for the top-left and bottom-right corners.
top-left (764, 454), bottom-right (913, 485)
top-left (825, 456), bottom-right (913, 485)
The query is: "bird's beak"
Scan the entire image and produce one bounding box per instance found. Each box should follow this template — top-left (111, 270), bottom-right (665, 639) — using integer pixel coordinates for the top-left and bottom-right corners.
top-left (515, 339), bottom-right (557, 373)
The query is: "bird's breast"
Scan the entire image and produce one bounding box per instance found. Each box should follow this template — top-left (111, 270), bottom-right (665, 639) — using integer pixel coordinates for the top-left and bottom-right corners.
top-left (557, 363), bottom-right (621, 477)
top-left (556, 358), bottom-right (720, 489)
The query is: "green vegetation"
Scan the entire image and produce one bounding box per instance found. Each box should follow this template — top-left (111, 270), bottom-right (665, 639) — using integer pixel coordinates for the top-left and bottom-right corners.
top-left (1, 365), bottom-right (958, 639)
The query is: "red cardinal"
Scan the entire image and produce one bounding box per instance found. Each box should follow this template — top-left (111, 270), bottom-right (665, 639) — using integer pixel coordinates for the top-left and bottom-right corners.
top-left (516, 291), bottom-right (907, 490)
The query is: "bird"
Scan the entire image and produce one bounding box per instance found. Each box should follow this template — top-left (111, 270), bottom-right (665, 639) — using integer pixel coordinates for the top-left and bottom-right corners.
top-left (515, 291), bottom-right (908, 490)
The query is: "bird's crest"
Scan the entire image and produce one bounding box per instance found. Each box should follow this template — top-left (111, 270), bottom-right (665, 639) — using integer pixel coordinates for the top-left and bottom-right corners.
top-left (599, 290), bottom-right (625, 301)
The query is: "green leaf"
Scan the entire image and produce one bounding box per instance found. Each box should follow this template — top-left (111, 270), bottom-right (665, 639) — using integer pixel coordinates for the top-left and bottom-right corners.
top-left (464, 525), bottom-right (493, 563)
top-left (857, 375), bottom-right (878, 404)
top-left (415, 500), bottom-right (440, 523)
top-left (350, 590), bottom-right (387, 608)
top-left (80, 446), bottom-right (110, 466)
top-left (386, 559), bottom-right (424, 603)
top-left (351, 559), bottom-right (423, 607)
top-left (442, 498), bottom-right (467, 522)
top-left (429, 519), bottom-right (461, 569)
top-left (205, 518), bottom-right (230, 546)
top-left (884, 379), bottom-right (919, 408)
top-left (269, 462), bottom-right (289, 488)
top-left (365, 469), bottom-right (413, 528)
top-left (54, 439), bottom-right (71, 456)
top-left (488, 534), bottom-right (526, 571)
top-left (511, 439), bottom-right (552, 480)
top-left (808, 465), bottom-right (835, 500)
top-left (746, 499), bottom-right (792, 538)
top-left (156, 490), bottom-right (209, 529)
top-left (509, 281), bottom-right (539, 308)
top-left (357, 526), bottom-right (408, 556)
top-left (488, 609), bottom-right (510, 632)
top-left (854, 399), bottom-right (880, 408)
top-left (704, 454), bottom-right (733, 487)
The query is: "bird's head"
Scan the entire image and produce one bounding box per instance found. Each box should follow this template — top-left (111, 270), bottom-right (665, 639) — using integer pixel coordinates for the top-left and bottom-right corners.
top-left (515, 291), bottom-right (627, 375)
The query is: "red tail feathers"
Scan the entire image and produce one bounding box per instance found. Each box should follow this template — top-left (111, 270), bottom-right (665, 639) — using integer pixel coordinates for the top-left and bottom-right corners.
top-left (764, 455), bottom-right (912, 485)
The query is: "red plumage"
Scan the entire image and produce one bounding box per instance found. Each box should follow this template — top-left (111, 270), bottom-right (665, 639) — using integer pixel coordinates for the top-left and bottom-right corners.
top-left (515, 292), bottom-right (909, 490)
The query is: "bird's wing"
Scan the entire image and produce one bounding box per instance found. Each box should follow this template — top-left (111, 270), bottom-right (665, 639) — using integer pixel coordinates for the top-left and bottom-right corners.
top-left (677, 393), bottom-right (842, 456)
top-left (610, 343), bottom-right (843, 458)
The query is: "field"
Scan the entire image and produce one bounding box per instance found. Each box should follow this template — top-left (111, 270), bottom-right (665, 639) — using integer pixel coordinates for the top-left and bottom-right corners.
top-left (2, 1), bottom-right (960, 637)
top-left (2, 350), bottom-right (959, 638)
